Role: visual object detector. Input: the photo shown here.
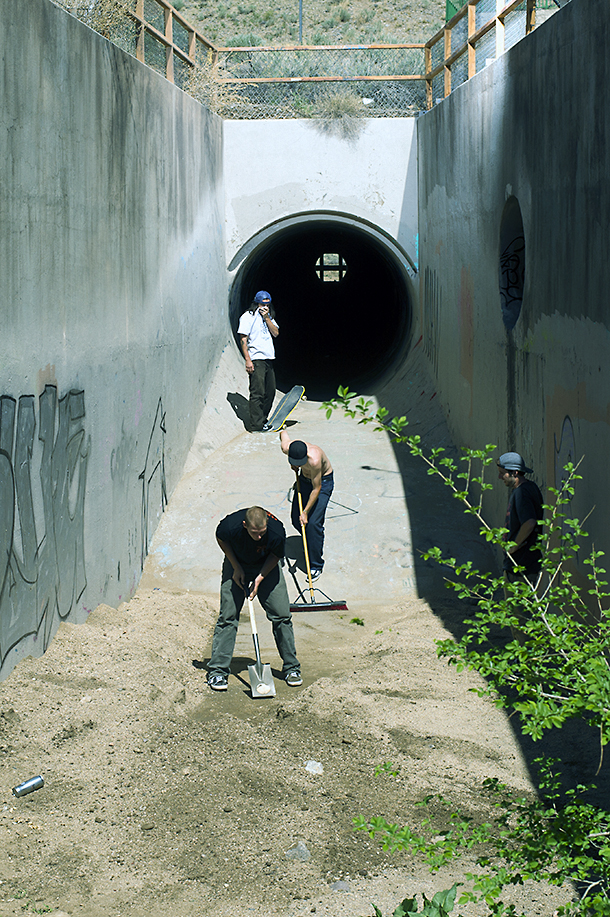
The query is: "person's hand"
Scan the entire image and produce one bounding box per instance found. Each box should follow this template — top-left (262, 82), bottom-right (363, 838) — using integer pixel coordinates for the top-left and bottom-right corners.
top-left (232, 565), bottom-right (246, 589)
top-left (299, 511), bottom-right (308, 527)
top-left (258, 305), bottom-right (269, 319)
top-left (245, 359), bottom-right (254, 375)
top-left (248, 575), bottom-right (264, 599)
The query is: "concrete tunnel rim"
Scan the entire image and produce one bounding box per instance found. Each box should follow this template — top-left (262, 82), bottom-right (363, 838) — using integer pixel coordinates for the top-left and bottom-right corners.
top-left (227, 210), bottom-right (418, 278)
top-left (227, 209), bottom-right (418, 392)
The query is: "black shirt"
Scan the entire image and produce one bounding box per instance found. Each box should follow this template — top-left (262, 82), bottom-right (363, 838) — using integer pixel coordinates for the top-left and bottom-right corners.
top-left (216, 509), bottom-right (286, 567)
top-left (504, 478), bottom-right (544, 572)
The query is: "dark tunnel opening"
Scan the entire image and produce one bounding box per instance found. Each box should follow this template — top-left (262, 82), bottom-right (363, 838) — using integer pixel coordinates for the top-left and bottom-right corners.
top-left (229, 219), bottom-right (413, 401)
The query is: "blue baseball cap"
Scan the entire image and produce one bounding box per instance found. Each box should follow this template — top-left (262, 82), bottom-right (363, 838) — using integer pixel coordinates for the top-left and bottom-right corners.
top-left (254, 291), bottom-right (271, 303)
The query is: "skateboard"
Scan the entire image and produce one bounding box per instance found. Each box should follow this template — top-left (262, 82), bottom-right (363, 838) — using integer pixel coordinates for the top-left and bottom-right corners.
top-left (266, 385), bottom-right (305, 433)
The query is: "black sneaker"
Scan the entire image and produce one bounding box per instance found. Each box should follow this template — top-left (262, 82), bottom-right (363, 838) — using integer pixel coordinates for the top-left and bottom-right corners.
top-left (285, 670), bottom-right (303, 687)
top-left (310, 569), bottom-right (322, 581)
top-left (207, 673), bottom-right (228, 691)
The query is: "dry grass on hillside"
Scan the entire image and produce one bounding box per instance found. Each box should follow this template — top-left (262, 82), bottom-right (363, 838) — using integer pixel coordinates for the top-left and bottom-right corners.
top-left (175, 0), bottom-right (446, 46)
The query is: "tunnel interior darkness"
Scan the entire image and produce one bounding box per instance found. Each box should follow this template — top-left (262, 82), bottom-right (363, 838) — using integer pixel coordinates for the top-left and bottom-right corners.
top-left (230, 220), bottom-right (412, 401)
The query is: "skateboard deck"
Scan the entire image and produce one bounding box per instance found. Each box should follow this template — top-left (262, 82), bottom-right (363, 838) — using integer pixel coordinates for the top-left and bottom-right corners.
top-left (267, 385), bottom-right (305, 433)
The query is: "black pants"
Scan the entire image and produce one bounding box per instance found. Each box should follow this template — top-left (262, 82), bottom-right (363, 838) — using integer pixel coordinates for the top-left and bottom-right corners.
top-left (291, 473), bottom-right (334, 571)
top-left (249, 360), bottom-right (275, 430)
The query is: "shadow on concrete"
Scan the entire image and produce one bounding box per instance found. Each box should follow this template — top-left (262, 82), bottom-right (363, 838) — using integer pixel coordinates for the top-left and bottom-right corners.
top-left (226, 392), bottom-right (250, 429)
top-left (284, 534), bottom-right (306, 574)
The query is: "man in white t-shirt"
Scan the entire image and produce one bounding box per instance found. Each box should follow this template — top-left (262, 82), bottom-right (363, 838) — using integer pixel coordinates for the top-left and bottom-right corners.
top-left (237, 291), bottom-right (279, 432)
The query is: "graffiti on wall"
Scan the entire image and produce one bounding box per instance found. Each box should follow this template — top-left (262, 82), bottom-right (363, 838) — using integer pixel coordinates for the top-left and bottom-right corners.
top-left (0, 385), bottom-right (89, 672)
top-left (139, 396), bottom-right (167, 569)
top-left (554, 415), bottom-right (575, 490)
top-left (422, 266), bottom-right (440, 378)
top-left (499, 233), bottom-right (525, 332)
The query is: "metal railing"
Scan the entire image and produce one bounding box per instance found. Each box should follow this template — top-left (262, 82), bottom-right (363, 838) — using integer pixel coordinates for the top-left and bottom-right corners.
top-left (52, 0), bottom-right (557, 117)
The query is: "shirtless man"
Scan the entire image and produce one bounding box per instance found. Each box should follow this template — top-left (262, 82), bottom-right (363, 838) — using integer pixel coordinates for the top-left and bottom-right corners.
top-left (280, 432), bottom-right (334, 580)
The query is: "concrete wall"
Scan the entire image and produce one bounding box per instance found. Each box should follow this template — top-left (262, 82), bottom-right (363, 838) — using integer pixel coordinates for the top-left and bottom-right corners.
top-left (223, 118), bottom-right (418, 270)
top-left (0, 0), bottom-right (227, 677)
top-left (417, 0), bottom-right (610, 558)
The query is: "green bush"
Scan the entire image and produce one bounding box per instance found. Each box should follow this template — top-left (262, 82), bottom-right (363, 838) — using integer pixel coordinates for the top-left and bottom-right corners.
top-left (325, 386), bottom-right (610, 916)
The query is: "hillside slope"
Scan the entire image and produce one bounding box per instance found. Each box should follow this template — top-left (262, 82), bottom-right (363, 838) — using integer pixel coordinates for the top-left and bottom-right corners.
top-left (176, 0), bottom-right (446, 46)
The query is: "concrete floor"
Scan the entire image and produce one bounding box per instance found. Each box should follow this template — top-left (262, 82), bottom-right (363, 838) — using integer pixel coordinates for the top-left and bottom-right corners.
top-left (142, 343), bottom-right (494, 624)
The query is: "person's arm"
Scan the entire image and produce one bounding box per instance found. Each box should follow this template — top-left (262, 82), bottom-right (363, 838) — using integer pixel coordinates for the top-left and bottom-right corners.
top-left (258, 304), bottom-right (279, 338)
top-left (217, 536), bottom-right (246, 589)
top-left (507, 518), bottom-right (537, 555)
top-left (249, 553), bottom-right (281, 599)
top-left (239, 334), bottom-right (254, 375)
top-left (279, 430), bottom-right (292, 454)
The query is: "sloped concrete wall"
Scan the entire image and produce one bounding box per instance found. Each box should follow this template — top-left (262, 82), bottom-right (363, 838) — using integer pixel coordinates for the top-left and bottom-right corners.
top-left (0, 0), bottom-right (227, 677)
top-left (417, 0), bottom-right (610, 557)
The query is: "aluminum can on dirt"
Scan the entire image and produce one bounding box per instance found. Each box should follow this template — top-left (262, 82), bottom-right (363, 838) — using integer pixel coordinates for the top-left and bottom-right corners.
top-left (12, 776), bottom-right (44, 798)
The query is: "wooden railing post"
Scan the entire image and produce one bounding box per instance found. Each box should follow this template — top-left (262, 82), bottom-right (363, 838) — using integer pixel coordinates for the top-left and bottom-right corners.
top-left (165, 5), bottom-right (174, 83)
top-left (496, 0), bottom-right (505, 58)
top-left (443, 25), bottom-right (451, 98)
top-left (135, 0), bottom-right (144, 63)
top-left (425, 44), bottom-right (433, 109)
top-left (467, 0), bottom-right (476, 79)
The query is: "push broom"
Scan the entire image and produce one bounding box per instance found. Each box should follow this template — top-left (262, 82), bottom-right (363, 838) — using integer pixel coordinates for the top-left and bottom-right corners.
top-left (289, 471), bottom-right (348, 613)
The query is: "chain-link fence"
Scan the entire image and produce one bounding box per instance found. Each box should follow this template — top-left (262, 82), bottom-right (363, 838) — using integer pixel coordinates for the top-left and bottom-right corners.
top-left (50, 0), bottom-right (562, 118)
top-left (212, 45), bottom-right (427, 118)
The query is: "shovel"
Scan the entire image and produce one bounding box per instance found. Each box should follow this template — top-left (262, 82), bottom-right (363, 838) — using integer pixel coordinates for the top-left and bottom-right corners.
top-left (246, 593), bottom-right (276, 698)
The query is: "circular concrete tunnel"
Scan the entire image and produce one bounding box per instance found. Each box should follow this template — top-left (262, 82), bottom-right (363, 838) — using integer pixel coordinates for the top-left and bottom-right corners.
top-left (229, 218), bottom-right (413, 401)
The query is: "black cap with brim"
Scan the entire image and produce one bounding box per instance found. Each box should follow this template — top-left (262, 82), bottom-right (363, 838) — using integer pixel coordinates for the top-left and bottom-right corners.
top-left (288, 441), bottom-right (308, 466)
top-left (498, 451), bottom-right (533, 474)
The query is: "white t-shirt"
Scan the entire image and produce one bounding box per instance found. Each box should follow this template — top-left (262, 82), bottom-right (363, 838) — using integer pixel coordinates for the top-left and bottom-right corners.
top-left (238, 310), bottom-right (277, 361)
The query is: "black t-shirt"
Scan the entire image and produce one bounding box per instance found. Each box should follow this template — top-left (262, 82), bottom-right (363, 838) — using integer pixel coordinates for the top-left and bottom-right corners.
top-left (216, 509), bottom-right (285, 567)
top-left (504, 478), bottom-right (544, 571)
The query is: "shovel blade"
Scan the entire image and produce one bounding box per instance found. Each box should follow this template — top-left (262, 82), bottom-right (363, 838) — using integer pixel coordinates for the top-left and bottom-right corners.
top-left (248, 662), bottom-right (276, 698)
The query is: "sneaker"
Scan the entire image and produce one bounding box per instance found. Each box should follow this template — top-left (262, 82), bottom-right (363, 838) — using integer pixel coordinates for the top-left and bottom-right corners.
top-left (285, 670), bottom-right (303, 687)
top-left (310, 569), bottom-right (323, 581)
top-left (207, 673), bottom-right (228, 691)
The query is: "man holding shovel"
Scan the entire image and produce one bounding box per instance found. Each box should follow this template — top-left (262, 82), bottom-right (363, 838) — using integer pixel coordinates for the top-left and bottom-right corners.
top-left (280, 432), bottom-right (334, 580)
top-left (207, 506), bottom-right (302, 691)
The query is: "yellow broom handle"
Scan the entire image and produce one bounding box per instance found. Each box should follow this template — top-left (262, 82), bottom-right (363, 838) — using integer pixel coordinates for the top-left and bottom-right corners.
top-left (295, 471), bottom-right (315, 600)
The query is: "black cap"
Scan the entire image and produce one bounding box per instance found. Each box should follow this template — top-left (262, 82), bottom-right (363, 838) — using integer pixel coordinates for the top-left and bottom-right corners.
top-left (498, 452), bottom-right (533, 474)
top-left (288, 441), bottom-right (308, 466)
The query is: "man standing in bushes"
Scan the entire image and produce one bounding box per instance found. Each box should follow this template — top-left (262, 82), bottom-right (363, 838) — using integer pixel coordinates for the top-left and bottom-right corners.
top-left (497, 451), bottom-right (544, 582)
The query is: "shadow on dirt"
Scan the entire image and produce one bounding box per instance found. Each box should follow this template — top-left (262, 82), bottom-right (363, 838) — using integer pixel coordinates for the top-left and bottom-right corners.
top-left (362, 359), bottom-right (610, 807)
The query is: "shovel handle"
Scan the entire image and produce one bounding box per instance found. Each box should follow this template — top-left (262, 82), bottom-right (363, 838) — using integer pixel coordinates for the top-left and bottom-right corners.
top-left (247, 594), bottom-right (264, 668)
top-left (295, 472), bottom-right (315, 600)
top-left (247, 595), bottom-right (259, 637)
